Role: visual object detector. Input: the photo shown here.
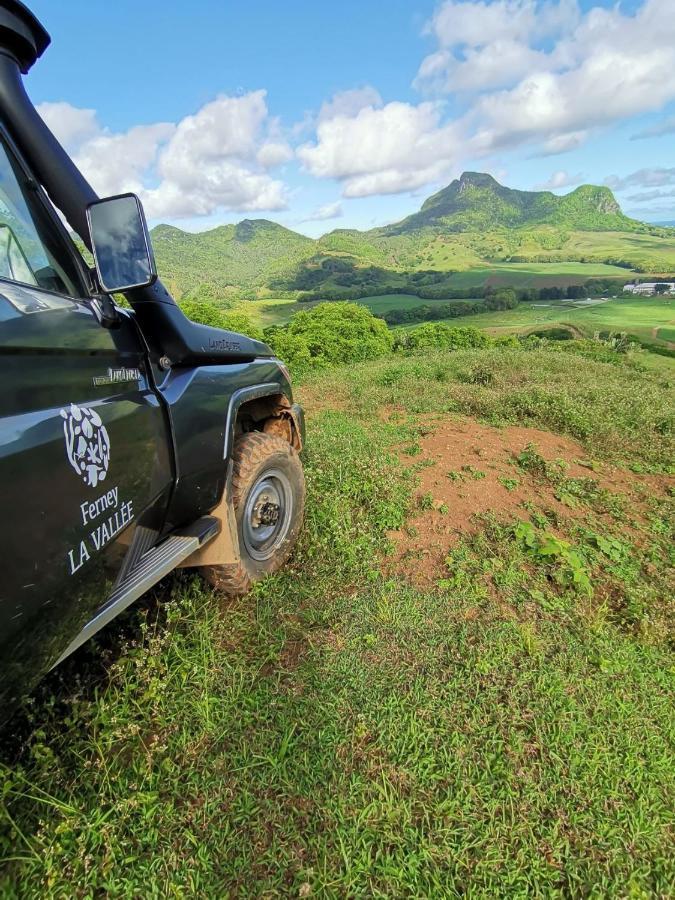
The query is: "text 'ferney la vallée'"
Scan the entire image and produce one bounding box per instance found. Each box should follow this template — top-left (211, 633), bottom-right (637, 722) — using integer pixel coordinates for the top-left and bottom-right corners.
top-left (68, 486), bottom-right (134, 575)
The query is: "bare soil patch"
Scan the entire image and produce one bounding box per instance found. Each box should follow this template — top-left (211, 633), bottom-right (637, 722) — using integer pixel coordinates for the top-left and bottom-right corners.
top-left (388, 416), bottom-right (670, 588)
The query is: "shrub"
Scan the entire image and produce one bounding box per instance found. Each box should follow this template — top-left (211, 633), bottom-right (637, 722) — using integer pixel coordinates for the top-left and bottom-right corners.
top-left (494, 334), bottom-right (520, 349)
top-left (179, 299), bottom-right (264, 341)
top-left (395, 323), bottom-right (492, 353)
top-left (266, 302), bottom-right (393, 373)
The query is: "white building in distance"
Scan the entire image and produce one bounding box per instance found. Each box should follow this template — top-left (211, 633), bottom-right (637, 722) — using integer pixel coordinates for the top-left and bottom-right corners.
top-left (623, 282), bottom-right (675, 295)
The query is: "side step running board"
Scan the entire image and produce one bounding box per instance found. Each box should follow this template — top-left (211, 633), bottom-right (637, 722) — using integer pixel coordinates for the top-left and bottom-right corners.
top-left (52, 516), bottom-right (220, 668)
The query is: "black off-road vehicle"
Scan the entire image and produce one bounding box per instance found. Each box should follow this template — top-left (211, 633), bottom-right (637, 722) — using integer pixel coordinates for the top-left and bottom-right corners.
top-left (0, 2), bottom-right (306, 716)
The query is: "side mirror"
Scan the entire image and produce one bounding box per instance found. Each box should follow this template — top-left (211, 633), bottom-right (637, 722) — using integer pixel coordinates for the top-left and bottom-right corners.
top-left (86, 193), bottom-right (157, 293)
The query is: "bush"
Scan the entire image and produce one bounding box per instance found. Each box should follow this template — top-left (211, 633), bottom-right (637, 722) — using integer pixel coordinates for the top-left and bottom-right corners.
top-left (266, 302), bottom-right (393, 373)
top-left (383, 300), bottom-right (485, 326)
top-left (484, 288), bottom-right (518, 310)
top-left (178, 299), bottom-right (264, 341)
top-left (395, 323), bottom-right (492, 353)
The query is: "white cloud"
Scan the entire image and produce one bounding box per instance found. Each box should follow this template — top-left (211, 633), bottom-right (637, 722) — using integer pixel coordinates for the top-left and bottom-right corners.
top-left (625, 188), bottom-right (675, 203)
top-left (146, 91), bottom-right (291, 217)
top-left (298, 100), bottom-right (463, 197)
top-left (416, 0), bottom-right (578, 93)
top-left (535, 170), bottom-right (583, 190)
top-left (415, 0), bottom-right (675, 158)
top-left (419, 41), bottom-right (552, 94)
top-left (536, 130), bottom-right (588, 156)
top-left (256, 141), bottom-right (294, 167)
top-left (74, 124), bottom-right (177, 198)
top-left (319, 87), bottom-right (383, 122)
top-left (306, 201), bottom-right (343, 221)
top-left (605, 168), bottom-right (675, 191)
top-left (37, 101), bottom-right (99, 150)
top-left (38, 92), bottom-right (291, 220)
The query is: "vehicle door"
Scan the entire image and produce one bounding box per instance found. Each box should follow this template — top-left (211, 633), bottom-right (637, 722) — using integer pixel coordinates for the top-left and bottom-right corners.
top-left (0, 133), bottom-right (173, 710)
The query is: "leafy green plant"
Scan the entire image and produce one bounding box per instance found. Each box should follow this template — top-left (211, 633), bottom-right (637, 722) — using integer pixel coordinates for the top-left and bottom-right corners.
top-left (516, 443), bottom-right (556, 478)
top-left (403, 443), bottom-right (422, 456)
top-left (179, 298), bottom-right (264, 341)
top-left (514, 520), bottom-right (592, 595)
top-left (462, 465), bottom-right (486, 480)
top-left (419, 492), bottom-right (435, 510)
top-left (395, 323), bottom-right (492, 353)
top-left (266, 302), bottom-right (393, 374)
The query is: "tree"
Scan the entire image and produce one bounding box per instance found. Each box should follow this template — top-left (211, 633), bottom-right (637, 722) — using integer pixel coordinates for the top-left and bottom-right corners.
top-left (484, 288), bottom-right (518, 310)
top-left (179, 298), bottom-right (264, 341)
top-left (396, 323), bottom-right (491, 353)
top-left (266, 302), bottom-right (393, 374)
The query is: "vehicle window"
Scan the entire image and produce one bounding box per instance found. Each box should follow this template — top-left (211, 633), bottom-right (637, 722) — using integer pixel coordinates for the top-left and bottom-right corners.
top-left (0, 138), bottom-right (82, 297)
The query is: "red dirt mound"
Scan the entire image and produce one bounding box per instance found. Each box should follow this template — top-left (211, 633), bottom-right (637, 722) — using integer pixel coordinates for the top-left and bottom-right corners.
top-left (387, 416), bottom-right (668, 588)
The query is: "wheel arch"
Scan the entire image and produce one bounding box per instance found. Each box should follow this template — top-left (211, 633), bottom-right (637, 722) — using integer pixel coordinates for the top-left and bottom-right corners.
top-left (181, 386), bottom-right (304, 572)
top-left (225, 385), bottom-right (304, 459)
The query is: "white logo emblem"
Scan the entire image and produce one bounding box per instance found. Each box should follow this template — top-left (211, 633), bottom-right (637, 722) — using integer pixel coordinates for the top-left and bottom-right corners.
top-left (60, 403), bottom-right (111, 488)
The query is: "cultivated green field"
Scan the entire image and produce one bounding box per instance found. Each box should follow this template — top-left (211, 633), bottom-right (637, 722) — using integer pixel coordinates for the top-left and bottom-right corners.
top-left (419, 296), bottom-right (675, 347)
top-left (247, 293), bottom-right (675, 361)
top-left (436, 261), bottom-right (633, 289)
top-left (247, 294), bottom-right (480, 328)
top-left (1, 344), bottom-right (673, 896)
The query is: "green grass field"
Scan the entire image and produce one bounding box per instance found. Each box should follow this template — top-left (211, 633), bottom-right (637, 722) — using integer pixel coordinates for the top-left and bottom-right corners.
top-left (440, 261), bottom-right (633, 289)
top-left (248, 294), bottom-right (480, 328)
top-left (424, 296), bottom-right (675, 347)
top-left (247, 293), bottom-right (675, 362)
top-left (1, 345), bottom-right (673, 896)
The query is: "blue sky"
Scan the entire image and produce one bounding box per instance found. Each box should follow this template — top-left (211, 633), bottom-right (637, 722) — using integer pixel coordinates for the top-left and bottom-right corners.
top-left (28, 0), bottom-right (675, 235)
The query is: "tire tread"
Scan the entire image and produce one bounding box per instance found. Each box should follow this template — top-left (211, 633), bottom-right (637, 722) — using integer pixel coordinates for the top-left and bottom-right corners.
top-left (204, 431), bottom-right (304, 598)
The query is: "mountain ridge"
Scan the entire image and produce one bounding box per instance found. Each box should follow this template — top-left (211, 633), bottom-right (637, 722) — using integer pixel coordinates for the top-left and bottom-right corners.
top-left (374, 171), bottom-right (633, 236)
top-left (149, 173), bottom-right (672, 298)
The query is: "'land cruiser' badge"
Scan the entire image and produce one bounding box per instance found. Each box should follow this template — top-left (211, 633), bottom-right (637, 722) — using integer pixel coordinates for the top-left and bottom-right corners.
top-left (60, 403), bottom-right (111, 488)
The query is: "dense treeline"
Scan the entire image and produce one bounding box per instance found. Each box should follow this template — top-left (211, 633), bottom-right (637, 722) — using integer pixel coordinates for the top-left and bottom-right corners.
top-left (378, 283), bottom-right (622, 326)
top-left (297, 277), bottom-right (626, 307)
top-left (382, 289), bottom-right (519, 325)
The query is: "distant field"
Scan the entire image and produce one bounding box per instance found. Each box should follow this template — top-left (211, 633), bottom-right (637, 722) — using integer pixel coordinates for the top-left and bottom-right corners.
top-left (562, 230), bottom-right (675, 270)
top-left (443, 261), bottom-right (632, 290)
top-left (246, 293), bottom-right (479, 328)
top-left (407, 296), bottom-right (675, 348)
top-left (243, 290), bottom-right (675, 367)
top-left (243, 262), bottom-right (635, 328)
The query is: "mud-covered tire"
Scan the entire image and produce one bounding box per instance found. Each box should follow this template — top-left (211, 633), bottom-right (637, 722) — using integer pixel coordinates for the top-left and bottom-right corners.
top-left (205, 432), bottom-right (305, 597)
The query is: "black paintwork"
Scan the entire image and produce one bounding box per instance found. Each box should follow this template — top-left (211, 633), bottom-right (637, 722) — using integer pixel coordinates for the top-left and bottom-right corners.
top-left (0, 1), bottom-right (301, 716)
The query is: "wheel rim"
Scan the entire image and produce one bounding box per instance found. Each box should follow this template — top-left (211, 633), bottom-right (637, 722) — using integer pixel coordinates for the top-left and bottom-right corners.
top-left (242, 468), bottom-right (294, 562)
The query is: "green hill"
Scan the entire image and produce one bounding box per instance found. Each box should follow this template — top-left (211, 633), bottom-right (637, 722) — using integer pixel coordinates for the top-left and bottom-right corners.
top-left (149, 174), bottom-right (675, 301)
top-left (383, 172), bottom-right (634, 234)
top-left (151, 219), bottom-right (315, 298)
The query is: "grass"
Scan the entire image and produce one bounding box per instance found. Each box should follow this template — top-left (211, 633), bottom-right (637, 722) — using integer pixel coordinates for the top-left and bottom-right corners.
top-left (245, 294), bottom-right (480, 329)
top-left (398, 296), bottom-right (675, 351)
top-left (439, 261), bottom-right (633, 289)
top-left (245, 294), bottom-right (675, 366)
top-left (1, 346), bottom-right (673, 896)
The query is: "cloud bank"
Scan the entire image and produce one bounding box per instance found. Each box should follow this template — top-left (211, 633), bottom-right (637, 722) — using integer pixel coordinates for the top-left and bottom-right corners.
top-left (38, 91), bottom-right (291, 219)
top-left (38, 1), bottom-right (675, 217)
